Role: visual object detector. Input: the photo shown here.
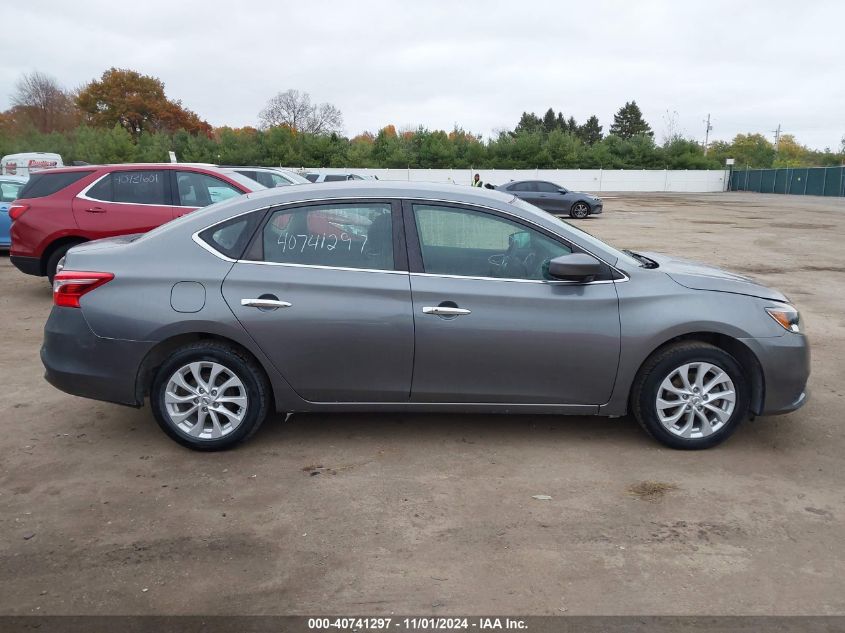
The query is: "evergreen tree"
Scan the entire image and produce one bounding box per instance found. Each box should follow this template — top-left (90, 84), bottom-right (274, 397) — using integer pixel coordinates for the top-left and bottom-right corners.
top-left (577, 115), bottom-right (603, 146)
top-left (515, 111), bottom-right (542, 134)
top-left (609, 101), bottom-right (653, 139)
top-left (542, 108), bottom-right (557, 133)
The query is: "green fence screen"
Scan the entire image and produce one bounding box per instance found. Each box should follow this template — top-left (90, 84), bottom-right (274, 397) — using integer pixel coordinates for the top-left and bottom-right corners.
top-left (730, 166), bottom-right (845, 196)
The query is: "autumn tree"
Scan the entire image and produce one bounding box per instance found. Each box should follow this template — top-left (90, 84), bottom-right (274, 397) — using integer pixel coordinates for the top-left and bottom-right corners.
top-left (10, 71), bottom-right (77, 133)
top-left (75, 68), bottom-right (211, 140)
top-left (258, 89), bottom-right (343, 134)
top-left (609, 101), bottom-right (653, 139)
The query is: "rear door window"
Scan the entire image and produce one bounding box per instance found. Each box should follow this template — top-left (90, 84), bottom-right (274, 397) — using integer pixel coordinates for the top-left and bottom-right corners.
top-left (253, 203), bottom-right (395, 271)
top-left (323, 174), bottom-right (349, 182)
top-left (18, 171), bottom-right (94, 199)
top-left (536, 182), bottom-right (559, 193)
top-left (304, 173), bottom-right (319, 183)
top-left (111, 170), bottom-right (170, 204)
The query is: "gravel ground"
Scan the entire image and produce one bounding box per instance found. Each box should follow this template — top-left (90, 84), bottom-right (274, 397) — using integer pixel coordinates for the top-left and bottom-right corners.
top-left (0, 192), bottom-right (843, 615)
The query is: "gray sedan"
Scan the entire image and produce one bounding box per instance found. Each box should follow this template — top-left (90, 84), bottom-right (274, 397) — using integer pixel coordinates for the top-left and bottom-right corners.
top-left (496, 180), bottom-right (602, 218)
top-left (42, 181), bottom-right (808, 451)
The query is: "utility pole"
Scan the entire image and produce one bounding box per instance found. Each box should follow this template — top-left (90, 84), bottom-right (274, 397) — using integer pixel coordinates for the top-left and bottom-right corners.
top-left (703, 114), bottom-right (713, 154)
top-left (772, 124), bottom-right (782, 150)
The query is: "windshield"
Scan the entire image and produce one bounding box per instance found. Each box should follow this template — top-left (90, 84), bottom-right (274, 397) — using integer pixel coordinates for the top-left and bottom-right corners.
top-left (510, 197), bottom-right (642, 268)
top-left (224, 171), bottom-right (268, 192)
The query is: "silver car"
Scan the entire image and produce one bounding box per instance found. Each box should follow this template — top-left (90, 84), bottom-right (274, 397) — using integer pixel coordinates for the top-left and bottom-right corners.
top-left (42, 182), bottom-right (809, 451)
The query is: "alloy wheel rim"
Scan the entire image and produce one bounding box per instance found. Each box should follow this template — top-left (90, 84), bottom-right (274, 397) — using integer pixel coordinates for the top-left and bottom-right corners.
top-left (574, 204), bottom-right (588, 217)
top-left (164, 361), bottom-right (248, 440)
top-left (655, 362), bottom-right (736, 439)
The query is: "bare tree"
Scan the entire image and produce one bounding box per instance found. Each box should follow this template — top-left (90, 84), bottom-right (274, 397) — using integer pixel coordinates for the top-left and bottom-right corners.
top-left (661, 109), bottom-right (681, 145)
top-left (309, 102), bottom-right (343, 135)
top-left (11, 71), bottom-right (75, 132)
top-left (258, 89), bottom-right (343, 134)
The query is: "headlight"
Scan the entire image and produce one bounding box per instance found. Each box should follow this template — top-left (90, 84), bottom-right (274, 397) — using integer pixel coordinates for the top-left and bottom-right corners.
top-left (766, 305), bottom-right (800, 333)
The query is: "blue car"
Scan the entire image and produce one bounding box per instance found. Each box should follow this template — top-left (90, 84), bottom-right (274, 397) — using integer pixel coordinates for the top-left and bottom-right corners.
top-left (0, 176), bottom-right (28, 248)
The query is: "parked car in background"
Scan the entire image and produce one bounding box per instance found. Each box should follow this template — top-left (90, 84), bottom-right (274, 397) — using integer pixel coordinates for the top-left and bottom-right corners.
top-left (0, 175), bottom-right (28, 248)
top-left (497, 180), bottom-right (602, 219)
top-left (42, 181), bottom-right (808, 452)
top-left (1, 152), bottom-right (63, 178)
top-left (222, 166), bottom-right (308, 188)
top-left (9, 163), bottom-right (262, 281)
top-left (303, 171), bottom-right (377, 183)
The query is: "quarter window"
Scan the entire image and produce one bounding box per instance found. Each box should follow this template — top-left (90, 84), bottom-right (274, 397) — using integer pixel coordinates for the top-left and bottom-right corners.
top-left (412, 204), bottom-right (571, 281)
top-left (257, 203), bottom-right (394, 271)
top-left (176, 172), bottom-right (242, 207)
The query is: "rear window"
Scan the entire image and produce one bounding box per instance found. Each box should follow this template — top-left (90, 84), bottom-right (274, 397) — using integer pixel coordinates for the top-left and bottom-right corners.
top-left (17, 171), bottom-right (94, 199)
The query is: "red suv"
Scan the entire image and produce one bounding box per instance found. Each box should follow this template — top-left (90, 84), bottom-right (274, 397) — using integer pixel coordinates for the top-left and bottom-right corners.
top-left (9, 164), bottom-right (261, 280)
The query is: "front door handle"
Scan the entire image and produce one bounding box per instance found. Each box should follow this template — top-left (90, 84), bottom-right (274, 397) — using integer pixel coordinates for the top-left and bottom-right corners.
top-left (422, 306), bottom-right (471, 316)
top-left (84, 206), bottom-right (106, 213)
top-left (241, 298), bottom-right (292, 309)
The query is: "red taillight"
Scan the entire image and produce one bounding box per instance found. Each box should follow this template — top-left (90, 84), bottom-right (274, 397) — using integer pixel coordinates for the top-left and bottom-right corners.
top-left (53, 271), bottom-right (114, 308)
top-left (8, 203), bottom-right (29, 221)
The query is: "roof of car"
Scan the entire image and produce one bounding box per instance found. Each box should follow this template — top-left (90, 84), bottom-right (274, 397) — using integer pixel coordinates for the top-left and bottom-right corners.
top-left (243, 179), bottom-right (518, 208)
top-left (34, 163), bottom-right (227, 174)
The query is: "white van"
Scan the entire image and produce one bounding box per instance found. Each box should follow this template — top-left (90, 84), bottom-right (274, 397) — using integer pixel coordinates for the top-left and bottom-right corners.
top-left (0, 152), bottom-right (64, 178)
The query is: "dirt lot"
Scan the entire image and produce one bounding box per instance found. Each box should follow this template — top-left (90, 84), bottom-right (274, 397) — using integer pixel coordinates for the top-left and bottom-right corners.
top-left (1, 192), bottom-right (844, 615)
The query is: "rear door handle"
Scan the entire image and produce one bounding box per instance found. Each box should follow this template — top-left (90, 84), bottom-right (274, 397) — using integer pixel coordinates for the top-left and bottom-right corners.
top-left (84, 206), bottom-right (106, 213)
top-left (422, 306), bottom-right (471, 316)
top-left (241, 298), bottom-right (292, 309)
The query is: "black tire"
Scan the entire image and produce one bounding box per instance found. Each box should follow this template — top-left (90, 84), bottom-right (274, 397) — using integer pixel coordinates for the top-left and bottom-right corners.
top-left (631, 342), bottom-right (749, 450)
top-left (46, 242), bottom-right (83, 283)
top-left (150, 341), bottom-right (271, 451)
top-left (569, 202), bottom-right (590, 219)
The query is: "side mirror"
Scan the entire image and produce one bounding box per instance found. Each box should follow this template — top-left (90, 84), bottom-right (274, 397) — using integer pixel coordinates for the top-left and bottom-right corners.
top-left (547, 253), bottom-right (603, 282)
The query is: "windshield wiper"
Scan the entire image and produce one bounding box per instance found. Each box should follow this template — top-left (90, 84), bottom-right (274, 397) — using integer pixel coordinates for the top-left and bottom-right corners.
top-left (623, 250), bottom-right (659, 269)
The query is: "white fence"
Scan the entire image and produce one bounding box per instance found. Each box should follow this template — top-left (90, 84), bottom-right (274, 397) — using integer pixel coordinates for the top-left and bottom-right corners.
top-left (294, 168), bottom-right (729, 192)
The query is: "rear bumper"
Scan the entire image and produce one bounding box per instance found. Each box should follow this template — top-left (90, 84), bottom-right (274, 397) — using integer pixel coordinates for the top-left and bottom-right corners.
top-left (41, 307), bottom-right (151, 407)
top-left (10, 255), bottom-right (41, 276)
top-left (740, 333), bottom-right (810, 415)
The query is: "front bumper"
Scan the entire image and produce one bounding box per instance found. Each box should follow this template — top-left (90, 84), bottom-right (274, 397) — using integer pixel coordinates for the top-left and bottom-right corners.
top-left (591, 202), bottom-right (603, 214)
top-left (10, 255), bottom-right (41, 276)
top-left (740, 333), bottom-right (810, 415)
top-left (41, 307), bottom-right (151, 407)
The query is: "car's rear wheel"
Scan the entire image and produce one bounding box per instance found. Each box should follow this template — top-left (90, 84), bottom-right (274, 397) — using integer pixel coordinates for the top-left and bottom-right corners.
top-left (570, 202), bottom-right (590, 219)
top-left (46, 241), bottom-right (83, 283)
top-left (151, 341), bottom-right (271, 451)
top-left (631, 342), bottom-right (749, 449)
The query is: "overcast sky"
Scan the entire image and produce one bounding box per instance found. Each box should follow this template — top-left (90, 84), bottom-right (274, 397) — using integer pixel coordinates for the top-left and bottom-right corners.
top-left (2, 0), bottom-right (843, 150)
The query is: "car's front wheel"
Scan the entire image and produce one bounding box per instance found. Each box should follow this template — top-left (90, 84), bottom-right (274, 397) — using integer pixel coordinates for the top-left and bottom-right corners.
top-left (151, 341), bottom-right (271, 451)
top-left (631, 342), bottom-right (749, 449)
top-left (570, 202), bottom-right (590, 219)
